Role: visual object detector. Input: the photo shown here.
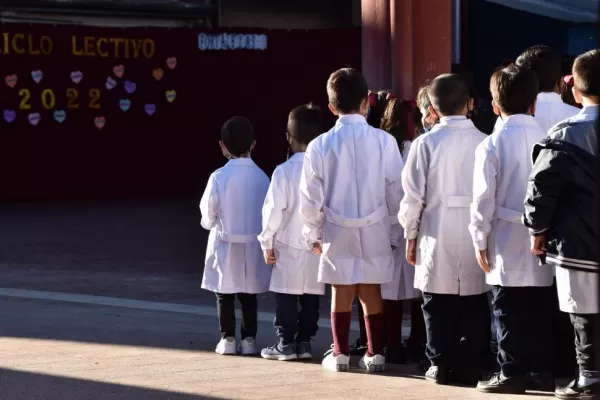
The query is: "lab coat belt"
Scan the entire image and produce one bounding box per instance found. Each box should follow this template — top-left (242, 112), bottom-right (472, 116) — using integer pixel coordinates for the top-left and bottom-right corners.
top-left (217, 231), bottom-right (260, 243)
top-left (324, 205), bottom-right (388, 228)
top-left (496, 207), bottom-right (523, 224)
top-left (444, 196), bottom-right (472, 208)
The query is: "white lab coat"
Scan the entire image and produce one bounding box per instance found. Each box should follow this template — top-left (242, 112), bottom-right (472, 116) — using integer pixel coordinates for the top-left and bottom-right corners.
top-left (469, 114), bottom-right (553, 287)
top-left (494, 92), bottom-right (580, 134)
top-left (553, 106), bottom-right (600, 313)
top-left (381, 141), bottom-right (420, 301)
top-left (257, 152), bottom-right (325, 295)
top-left (399, 116), bottom-right (489, 296)
top-left (299, 114), bottom-right (404, 285)
top-left (200, 157), bottom-right (272, 294)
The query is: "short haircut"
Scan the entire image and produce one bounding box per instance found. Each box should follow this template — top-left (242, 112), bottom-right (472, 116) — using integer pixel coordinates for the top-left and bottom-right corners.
top-left (490, 64), bottom-right (539, 115)
top-left (427, 74), bottom-right (470, 116)
top-left (416, 85), bottom-right (431, 110)
top-left (220, 116), bottom-right (254, 156)
top-left (516, 45), bottom-right (561, 92)
top-left (573, 49), bottom-right (600, 98)
top-left (287, 103), bottom-right (323, 145)
top-left (327, 68), bottom-right (369, 114)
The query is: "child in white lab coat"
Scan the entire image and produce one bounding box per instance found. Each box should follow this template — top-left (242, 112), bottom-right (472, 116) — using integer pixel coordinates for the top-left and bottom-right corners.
top-left (300, 68), bottom-right (404, 373)
top-left (200, 116), bottom-right (271, 356)
top-left (399, 74), bottom-right (490, 385)
top-left (469, 65), bottom-right (553, 394)
top-left (258, 104), bottom-right (325, 361)
top-left (379, 97), bottom-right (426, 364)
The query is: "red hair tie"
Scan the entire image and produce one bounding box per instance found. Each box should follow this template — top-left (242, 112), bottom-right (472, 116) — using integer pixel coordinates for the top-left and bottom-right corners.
top-left (564, 75), bottom-right (574, 86)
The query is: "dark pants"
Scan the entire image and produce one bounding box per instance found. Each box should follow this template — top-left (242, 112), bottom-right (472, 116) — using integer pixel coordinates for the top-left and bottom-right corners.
top-left (491, 285), bottom-right (552, 378)
top-left (571, 313), bottom-right (600, 378)
top-left (215, 292), bottom-right (257, 339)
top-left (552, 279), bottom-right (578, 377)
top-left (274, 293), bottom-right (320, 345)
top-left (422, 292), bottom-right (490, 370)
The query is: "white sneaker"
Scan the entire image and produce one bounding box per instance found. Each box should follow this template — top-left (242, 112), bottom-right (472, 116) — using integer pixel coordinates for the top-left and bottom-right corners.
top-left (215, 337), bottom-right (236, 355)
top-left (239, 337), bottom-right (257, 355)
top-left (322, 349), bottom-right (350, 372)
top-left (359, 353), bottom-right (386, 373)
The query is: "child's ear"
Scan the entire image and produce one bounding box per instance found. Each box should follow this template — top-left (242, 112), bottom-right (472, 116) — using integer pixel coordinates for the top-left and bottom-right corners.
top-left (468, 98), bottom-right (475, 111)
top-left (328, 103), bottom-right (338, 116)
top-left (359, 98), bottom-right (369, 117)
top-left (250, 140), bottom-right (256, 151)
top-left (427, 105), bottom-right (439, 120)
top-left (572, 86), bottom-right (583, 105)
top-left (219, 141), bottom-right (226, 151)
top-left (492, 101), bottom-right (500, 117)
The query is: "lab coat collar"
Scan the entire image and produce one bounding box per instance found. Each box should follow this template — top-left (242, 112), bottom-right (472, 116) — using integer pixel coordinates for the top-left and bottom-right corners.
top-left (537, 92), bottom-right (563, 103)
top-left (501, 114), bottom-right (539, 128)
top-left (438, 116), bottom-right (474, 129)
top-left (226, 157), bottom-right (256, 167)
top-left (336, 114), bottom-right (367, 125)
top-left (288, 152), bottom-right (305, 162)
top-left (580, 105), bottom-right (599, 117)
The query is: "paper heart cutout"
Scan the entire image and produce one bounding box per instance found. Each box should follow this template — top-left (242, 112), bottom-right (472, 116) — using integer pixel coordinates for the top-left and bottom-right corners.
top-left (4, 75), bottom-right (17, 88)
top-left (31, 70), bottom-right (43, 83)
top-left (3, 109), bottom-right (16, 123)
top-left (165, 90), bottom-right (176, 103)
top-left (70, 70), bottom-right (83, 84)
top-left (94, 116), bottom-right (106, 130)
top-left (124, 81), bottom-right (136, 94)
top-left (119, 99), bottom-right (131, 112)
top-left (152, 68), bottom-right (164, 81)
top-left (106, 77), bottom-right (117, 90)
top-left (166, 57), bottom-right (177, 69)
top-left (28, 112), bottom-right (41, 126)
top-left (144, 104), bottom-right (156, 116)
top-left (113, 64), bottom-right (125, 78)
top-left (53, 110), bottom-right (67, 123)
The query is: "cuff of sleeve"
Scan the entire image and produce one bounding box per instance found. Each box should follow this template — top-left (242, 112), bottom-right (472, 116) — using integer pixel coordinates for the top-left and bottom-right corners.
top-left (404, 230), bottom-right (418, 240)
top-left (529, 227), bottom-right (550, 236)
top-left (474, 239), bottom-right (487, 250)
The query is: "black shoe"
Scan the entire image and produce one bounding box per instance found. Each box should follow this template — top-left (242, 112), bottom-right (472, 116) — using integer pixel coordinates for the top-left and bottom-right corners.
top-left (385, 345), bottom-right (406, 364)
top-left (476, 372), bottom-right (526, 394)
top-left (450, 368), bottom-right (482, 386)
top-left (425, 366), bottom-right (449, 385)
top-left (555, 379), bottom-right (599, 399)
top-left (404, 342), bottom-right (426, 363)
top-left (349, 338), bottom-right (367, 356)
top-left (526, 371), bottom-right (555, 392)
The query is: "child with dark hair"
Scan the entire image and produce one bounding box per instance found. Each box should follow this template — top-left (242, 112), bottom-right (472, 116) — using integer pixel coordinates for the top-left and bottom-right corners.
top-left (379, 98), bottom-right (426, 364)
top-left (258, 104), bottom-right (325, 361)
top-left (400, 74), bottom-right (489, 385)
top-left (300, 67), bottom-right (404, 373)
top-left (494, 45), bottom-right (579, 133)
top-left (200, 116), bottom-right (271, 356)
top-left (366, 90), bottom-right (390, 129)
top-left (524, 49), bottom-right (600, 400)
top-left (471, 65), bottom-right (554, 394)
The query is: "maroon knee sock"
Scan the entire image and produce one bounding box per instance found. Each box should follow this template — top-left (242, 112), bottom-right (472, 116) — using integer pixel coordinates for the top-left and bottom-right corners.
top-left (383, 300), bottom-right (403, 348)
top-left (365, 313), bottom-right (384, 357)
top-left (358, 305), bottom-right (367, 346)
top-left (331, 311), bottom-right (352, 356)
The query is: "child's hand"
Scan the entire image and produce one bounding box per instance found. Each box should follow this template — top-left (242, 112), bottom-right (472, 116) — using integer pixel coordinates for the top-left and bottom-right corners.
top-left (311, 243), bottom-right (322, 255)
top-left (476, 249), bottom-right (490, 273)
top-left (531, 234), bottom-right (546, 256)
top-left (406, 239), bottom-right (417, 265)
top-left (264, 249), bottom-right (276, 265)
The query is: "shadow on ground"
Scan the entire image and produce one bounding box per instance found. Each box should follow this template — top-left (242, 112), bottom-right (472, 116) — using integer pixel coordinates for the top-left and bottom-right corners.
top-left (0, 368), bottom-right (227, 400)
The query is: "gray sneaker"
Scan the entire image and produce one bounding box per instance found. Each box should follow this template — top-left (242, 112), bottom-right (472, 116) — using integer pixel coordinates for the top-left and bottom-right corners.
top-left (260, 342), bottom-right (298, 361)
top-left (297, 342), bottom-right (313, 360)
